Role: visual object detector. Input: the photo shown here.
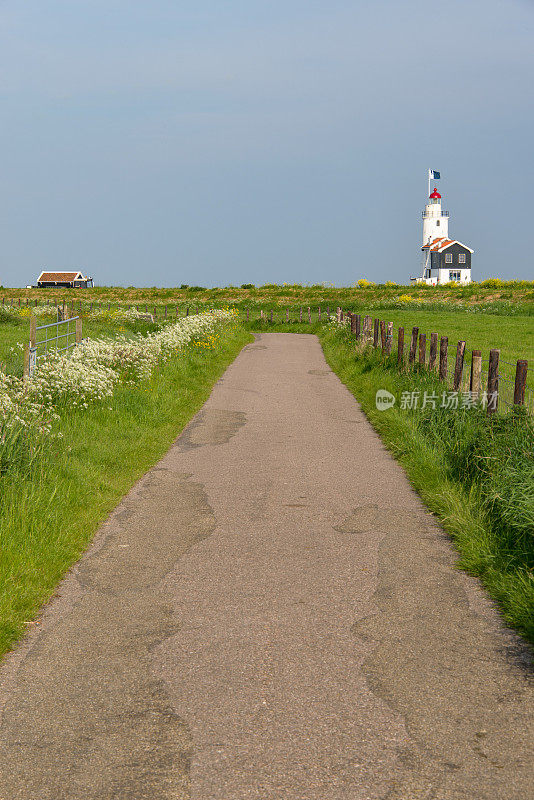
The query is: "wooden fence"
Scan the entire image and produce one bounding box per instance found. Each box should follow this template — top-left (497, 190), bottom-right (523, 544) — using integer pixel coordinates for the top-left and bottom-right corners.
top-left (245, 305), bottom-right (532, 416)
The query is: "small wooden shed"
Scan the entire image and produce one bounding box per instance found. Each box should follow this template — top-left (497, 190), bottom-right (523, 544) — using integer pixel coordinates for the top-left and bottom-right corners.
top-left (36, 271), bottom-right (94, 288)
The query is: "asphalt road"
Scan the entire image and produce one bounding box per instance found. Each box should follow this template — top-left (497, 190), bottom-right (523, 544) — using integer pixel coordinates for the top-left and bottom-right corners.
top-left (0, 333), bottom-right (532, 799)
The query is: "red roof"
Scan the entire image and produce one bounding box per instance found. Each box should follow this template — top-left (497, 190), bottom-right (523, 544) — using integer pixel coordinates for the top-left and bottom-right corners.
top-left (422, 238), bottom-right (474, 253)
top-left (38, 271), bottom-right (83, 282)
top-left (429, 188), bottom-right (441, 199)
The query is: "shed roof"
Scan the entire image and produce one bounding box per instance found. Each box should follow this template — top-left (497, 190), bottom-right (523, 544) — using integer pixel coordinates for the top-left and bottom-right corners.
top-left (37, 271), bottom-right (85, 282)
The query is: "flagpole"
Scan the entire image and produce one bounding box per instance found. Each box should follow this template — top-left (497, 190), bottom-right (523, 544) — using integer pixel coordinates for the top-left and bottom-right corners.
top-left (428, 168), bottom-right (431, 200)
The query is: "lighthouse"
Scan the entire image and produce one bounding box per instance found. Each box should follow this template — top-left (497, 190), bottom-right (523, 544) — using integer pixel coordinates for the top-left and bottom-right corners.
top-left (422, 187), bottom-right (449, 245)
top-left (415, 172), bottom-right (474, 285)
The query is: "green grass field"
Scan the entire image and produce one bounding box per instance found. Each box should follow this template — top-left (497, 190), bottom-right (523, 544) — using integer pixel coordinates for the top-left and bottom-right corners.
top-left (2, 278), bottom-right (533, 310)
top-left (357, 309), bottom-right (534, 366)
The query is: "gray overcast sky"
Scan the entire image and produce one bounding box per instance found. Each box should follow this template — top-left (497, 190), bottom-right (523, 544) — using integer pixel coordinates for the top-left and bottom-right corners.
top-left (1, 0), bottom-right (533, 287)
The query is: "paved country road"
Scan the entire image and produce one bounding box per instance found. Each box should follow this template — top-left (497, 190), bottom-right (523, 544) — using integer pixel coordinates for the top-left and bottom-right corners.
top-left (0, 333), bottom-right (532, 799)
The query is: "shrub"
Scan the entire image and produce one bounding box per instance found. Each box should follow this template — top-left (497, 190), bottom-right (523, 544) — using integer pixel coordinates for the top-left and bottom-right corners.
top-left (0, 308), bottom-right (19, 325)
top-left (480, 278), bottom-right (505, 289)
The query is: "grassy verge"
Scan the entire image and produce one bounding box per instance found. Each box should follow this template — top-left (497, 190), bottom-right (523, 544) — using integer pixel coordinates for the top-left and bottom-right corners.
top-left (316, 324), bottom-right (534, 645)
top-left (0, 325), bottom-right (251, 657)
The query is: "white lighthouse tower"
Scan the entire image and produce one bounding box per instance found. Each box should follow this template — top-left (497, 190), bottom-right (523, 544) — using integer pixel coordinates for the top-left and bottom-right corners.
top-left (414, 171), bottom-right (474, 285)
top-left (422, 187), bottom-right (449, 245)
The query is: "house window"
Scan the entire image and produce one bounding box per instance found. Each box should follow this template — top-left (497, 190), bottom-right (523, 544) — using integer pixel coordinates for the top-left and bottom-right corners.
top-left (445, 253), bottom-right (453, 263)
top-left (458, 253), bottom-right (466, 263)
top-left (449, 271), bottom-right (461, 281)
top-left (425, 269), bottom-right (431, 278)
top-left (436, 220), bottom-right (440, 226)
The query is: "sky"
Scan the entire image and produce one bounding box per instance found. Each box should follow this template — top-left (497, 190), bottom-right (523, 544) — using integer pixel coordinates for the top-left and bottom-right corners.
top-left (1, 0), bottom-right (533, 287)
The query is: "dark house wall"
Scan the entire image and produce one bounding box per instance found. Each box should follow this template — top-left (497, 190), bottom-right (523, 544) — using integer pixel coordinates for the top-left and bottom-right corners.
top-left (439, 243), bottom-right (471, 271)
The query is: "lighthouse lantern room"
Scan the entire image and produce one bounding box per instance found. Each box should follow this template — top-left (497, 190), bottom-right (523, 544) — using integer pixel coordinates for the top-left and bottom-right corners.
top-left (422, 187), bottom-right (449, 244)
top-left (414, 171), bottom-right (473, 285)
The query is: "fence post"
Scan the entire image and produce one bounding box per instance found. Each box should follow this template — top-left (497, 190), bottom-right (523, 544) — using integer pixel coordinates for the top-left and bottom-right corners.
top-left (246, 307), bottom-right (250, 322)
top-left (470, 350), bottom-right (482, 396)
top-left (23, 345), bottom-right (30, 379)
top-left (270, 310), bottom-right (273, 324)
top-left (397, 326), bottom-right (404, 365)
top-left (350, 313), bottom-right (357, 334)
top-left (286, 308), bottom-right (289, 323)
top-left (186, 306), bottom-right (189, 316)
top-left (355, 314), bottom-right (361, 339)
top-left (439, 336), bottom-right (448, 381)
top-left (29, 315), bottom-right (37, 348)
top-left (453, 341), bottom-right (466, 391)
top-left (409, 327), bottom-right (419, 365)
top-left (386, 322), bottom-right (393, 355)
top-left (299, 307), bottom-right (303, 323)
top-left (428, 333), bottom-right (438, 371)
top-left (318, 306), bottom-right (321, 322)
top-left (419, 333), bottom-right (426, 367)
top-left (364, 315), bottom-right (372, 341)
top-left (154, 306), bottom-right (157, 319)
top-left (308, 307), bottom-right (311, 323)
top-left (75, 316), bottom-right (83, 344)
top-left (165, 305), bottom-right (167, 318)
top-left (487, 349), bottom-right (500, 415)
top-left (513, 360), bottom-right (528, 406)
top-left (373, 318), bottom-right (380, 348)
top-left (380, 320), bottom-right (386, 351)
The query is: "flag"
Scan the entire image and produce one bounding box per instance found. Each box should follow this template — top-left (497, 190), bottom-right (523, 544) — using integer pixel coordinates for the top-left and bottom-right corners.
top-left (430, 169), bottom-right (441, 179)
